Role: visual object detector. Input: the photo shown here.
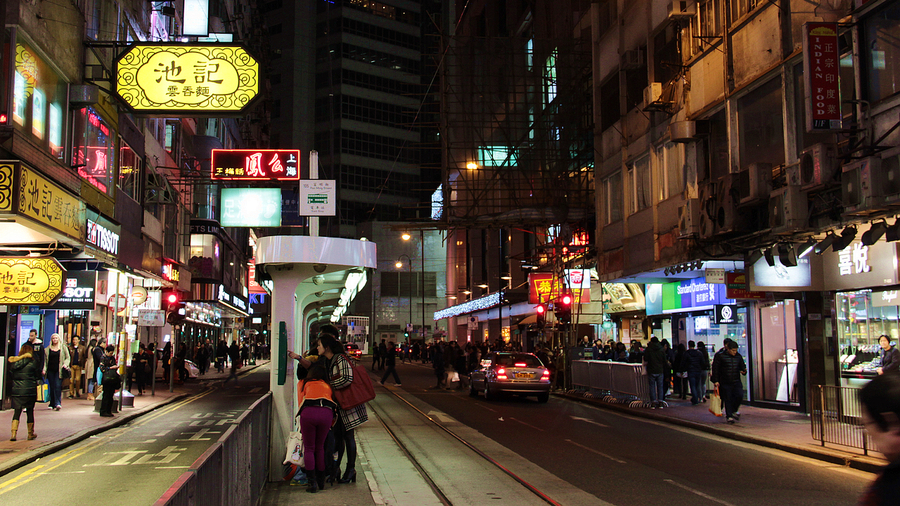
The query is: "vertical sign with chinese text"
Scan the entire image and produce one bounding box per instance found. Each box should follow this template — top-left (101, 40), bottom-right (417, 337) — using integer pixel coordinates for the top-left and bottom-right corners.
top-left (803, 23), bottom-right (842, 132)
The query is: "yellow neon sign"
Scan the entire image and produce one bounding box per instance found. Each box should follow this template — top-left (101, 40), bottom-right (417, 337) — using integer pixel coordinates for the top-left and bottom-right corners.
top-left (115, 44), bottom-right (259, 114)
top-left (0, 257), bottom-right (65, 305)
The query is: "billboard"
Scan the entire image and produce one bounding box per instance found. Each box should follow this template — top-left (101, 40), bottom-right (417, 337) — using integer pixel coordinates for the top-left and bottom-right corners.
top-left (211, 149), bottom-right (300, 180)
top-left (220, 188), bottom-right (282, 227)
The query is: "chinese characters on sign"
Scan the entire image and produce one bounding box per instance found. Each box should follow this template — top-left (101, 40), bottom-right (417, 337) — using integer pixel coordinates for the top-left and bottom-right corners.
top-left (300, 180), bottom-right (336, 216)
top-left (838, 242), bottom-right (871, 276)
top-left (803, 23), bottom-right (842, 131)
top-left (17, 165), bottom-right (86, 241)
top-left (115, 45), bottom-right (259, 114)
top-left (0, 257), bottom-right (65, 305)
top-left (527, 272), bottom-right (590, 304)
top-left (220, 188), bottom-right (282, 227)
top-left (162, 261), bottom-right (180, 282)
top-left (211, 149), bottom-right (300, 180)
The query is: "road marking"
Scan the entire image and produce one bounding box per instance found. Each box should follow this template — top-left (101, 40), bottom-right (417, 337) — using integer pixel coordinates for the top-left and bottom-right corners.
top-left (664, 479), bottom-right (737, 506)
top-left (177, 428), bottom-right (222, 441)
top-left (509, 417), bottom-right (545, 431)
top-left (426, 410), bottom-right (454, 423)
top-left (143, 439), bottom-right (157, 443)
top-left (155, 466), bottom-right (191, 469)
top-left (156, 431), bottom-right (169, 436)
top-left (569, 415), bottom-right (608, 428)
top-left (249, 387), bottom-right (263, 393)
top-left (565, 439), bottom-right (627, 464)
top-left (38, 471), bottom-right (86, 475)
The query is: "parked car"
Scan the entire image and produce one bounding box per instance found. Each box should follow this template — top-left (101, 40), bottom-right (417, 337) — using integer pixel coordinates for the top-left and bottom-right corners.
top-left (344, 343), bottom-right (362, 359)
top-left (469, 352), bottom-right (551, 402)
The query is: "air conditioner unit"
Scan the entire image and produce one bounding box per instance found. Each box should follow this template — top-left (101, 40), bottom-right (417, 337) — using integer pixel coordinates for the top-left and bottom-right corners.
top-left (644, 82), bottom-right (663, 106)
top-left (678, 199), bottom-right (699, 238)
top-left (667, 0), bottom-right (697, 19)
top-left (842, 157), bottom-right (884, 215)
top-left (769, 185), bottom-right (809, 234)
top-left (622, 49), bottom-right (643, 70)
top-left (880, 146), bottom-right (900, 205)
top-left (698, 181), bottom-right (717, 239)
top-left (799, 143), bottom-right (838, 191)
top-left (699, 175), bottom-right (740, 238)
top-left (738, 162), bottom-right (773, 205)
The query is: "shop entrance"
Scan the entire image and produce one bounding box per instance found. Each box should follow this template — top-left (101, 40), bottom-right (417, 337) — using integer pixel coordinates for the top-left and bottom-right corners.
top-left (755, 300), bottom-right (800, 405)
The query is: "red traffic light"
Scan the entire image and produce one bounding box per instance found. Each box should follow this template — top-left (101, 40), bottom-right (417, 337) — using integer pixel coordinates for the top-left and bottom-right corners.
top-left (166, 293), bottom-right (178, 305)
top-left (561, 294), bottom-right (572, 305)
top-left (536, 304), bottom-right (546, 315)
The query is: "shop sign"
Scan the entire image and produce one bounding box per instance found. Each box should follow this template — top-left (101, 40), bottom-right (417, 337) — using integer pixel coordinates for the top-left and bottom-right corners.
top-left (114, 44), bottom-right (260, 115)
top-left (190, 219), bottom-right (221, 236)
top-left (220, 188), bottom-right (281, 227)
top-left (86, 218), bottom-right (120, 255)
top-left (645, 283), bottom-right (663, 315)
top-left (49, 271), bottom-right (97, 310)
top-left (3, 163), bottom-right (86, 241)
top-left (527, 272), bottom-right (590, 304)
top-left (713, 304), bottom-right (738, 324)
top-left (137, 309), bottom-right (165, 327)
top-left (0, 257), bottom-right (66, 305)
top-left (802, 23), bottom-right (842, 132)
top-left (218, 284), bottom-right (249, 313)
top-left (725, 271), bottom-right (769, 299)
top-left (661, 278), bottom-right (734, 313)
top-left (822, 241), bottom-right (898, 291)
top-left (248, 258), bottom-right (266, 293)
top-left (602, 283), bottom-right (645, 313)
top-left (871, 289), bottom-right (900, 308)
top-left (211, 149), bottom-right (300, 180)
top-left (300, 180), bottom-right (336, 216)
top-left (750, 255), bottom-right (815, 291)
top-left (162, 261), bottom-right (180, 282)
top-left (705, 268), bottom-right (726, 284)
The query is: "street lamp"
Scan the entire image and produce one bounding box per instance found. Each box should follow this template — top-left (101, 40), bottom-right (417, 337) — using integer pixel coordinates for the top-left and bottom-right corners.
top-left (396, 254), bottom-right (412, 336)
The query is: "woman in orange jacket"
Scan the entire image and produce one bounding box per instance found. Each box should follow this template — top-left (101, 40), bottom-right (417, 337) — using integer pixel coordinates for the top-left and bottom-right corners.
top-left (297, 364), bottom-right (338, 493)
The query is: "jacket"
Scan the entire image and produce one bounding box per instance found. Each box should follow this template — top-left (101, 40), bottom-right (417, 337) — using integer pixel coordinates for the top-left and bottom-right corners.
top-left (882, 346), bottom-right (900, 375)
top-left (297, 379), bottom-right (338, 421)
top-left (685, 348), bottom-right (705, 375)
top-left (328, 353), bottom-right (368, 431)
top-left (69, 343), bottom-right (87, 368)
top-left (9, 353), bottom-right (41, 399)
top-left (712, 351), bottom-right (746, 384)
top-left (643, 341), bottom-right (668, 375)
top-left (44, 344), bottom-right (71, 376)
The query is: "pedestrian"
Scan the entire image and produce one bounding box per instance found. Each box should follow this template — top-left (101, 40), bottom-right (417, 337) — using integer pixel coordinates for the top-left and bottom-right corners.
top-left (379, 341), bottom-right (402, 386)
top-left (712, 341), bottom-right (747, 423)
top-left (371, 340), bottom-right (380, 371)
top-left (161, 341), bottom-right (172, 382)
top-left (643, 336), bottom-right (668, 409)
top-left (613, 342), bottom-right (629, 362)
top-left (196, 340), bottom-right (209, 375)
top-left (662, 339), bottom-right (674, 399)
top-left (216, 339), bottom-right (228, 373)
top-left (85, 338), bottom-right (98, 401)
top-left (877, 335), bottom-right (899, 375)
top-left (43, 333), bottom-right (70, 411)
top-left (131, 344), bottom-right (149, 395)
top-left (8, 343), bottom-right (41, 441)
top-left (175, 342), bottom-right (188, 383)
top-left (224, 341), bottom-right (241, 386)
top-left (88, 337), bottom-right (106, 401)
top-left (673, 343), bottom-right (689, 399)
top-left (377, 339), bottom-right (387, 371)
top-left (857, 372), bottom-right (900, 505)
top-left (432, 341), bottom-right (445, 389)
top-left (685, 341), bottom-right (706, 405)
top-left (26, 329), bottom-right (44, 376)
top-left (98, 345), bottom-right (120, 417)
top-left (697, 341), bottom-right (711, 401)
top-left (296, 364), bottom-right (338, 493)
top-left (67, 336), bottom-right (87, 399)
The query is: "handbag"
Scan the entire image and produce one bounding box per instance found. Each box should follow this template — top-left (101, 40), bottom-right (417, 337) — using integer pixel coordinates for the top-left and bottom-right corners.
top-left (331, 358), bottom-right (376, 410)
top-left (61, 367), bottom-right (71, 380)
top-left (36, 379), bottom-right (49, 403)
top-left (675, 371), bottom-right (688, 379)
top-left (709, 387), bottom-right (723, 417)
top-left (283, 430), bottom-right (304, 465)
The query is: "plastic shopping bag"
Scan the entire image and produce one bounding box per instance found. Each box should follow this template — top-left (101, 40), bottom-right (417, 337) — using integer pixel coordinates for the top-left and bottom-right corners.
top-left (283, 431), bottom-right (304, 465)
top-left (709, 387), bottom-right (723, 417)
top-left (36, 379), bottom-right (49, 403)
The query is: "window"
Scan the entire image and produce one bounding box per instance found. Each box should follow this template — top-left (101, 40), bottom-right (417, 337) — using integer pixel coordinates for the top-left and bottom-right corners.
top-left (72, 107), bottom-right (115, 195)
top-left (118, 141), bottom-right (143, 202)
top-left (654, 25), bottom-right (679, 85)
top-left (625, 48), bottom-right (648, 111)
top-left (597, 0), bottom-right (617, 37)
top-left (863, 2), bottom-right (900, 103)
top-left (702, 109), bottom-right (729, 181)
top-left (629, 156), bottom-right (652, 214)
top-left (657, 142), bottom-right (683, 201)
top-left (730, 0), bottom-right (760, 24)
top-left (600, 75), bottom-right (620, 132)
top-left (604, 171), bottom-right (623, 223)
top-left (544, 48), bottom-right (558, 106)
top-left (737, 77), bottom-right (785, 168)
top-left (12, 40), bottom-right (67, 160)
top-left (687, 0), bottom-right (723, 57)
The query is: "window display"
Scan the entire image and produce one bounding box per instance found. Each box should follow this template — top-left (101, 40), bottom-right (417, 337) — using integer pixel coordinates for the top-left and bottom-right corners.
top-left (836, 290), bottom-right (899, 378)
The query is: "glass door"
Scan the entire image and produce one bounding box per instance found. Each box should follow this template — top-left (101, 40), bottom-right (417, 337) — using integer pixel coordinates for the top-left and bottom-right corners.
top-left (756, 301), bottom-right (800, 405)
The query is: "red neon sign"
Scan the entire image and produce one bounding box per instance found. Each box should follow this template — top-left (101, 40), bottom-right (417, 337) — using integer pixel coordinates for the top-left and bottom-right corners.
top-left (211, 149), bottom-right (301, 180)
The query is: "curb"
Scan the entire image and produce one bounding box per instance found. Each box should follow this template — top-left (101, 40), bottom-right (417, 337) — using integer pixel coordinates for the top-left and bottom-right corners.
top-left (555, 392), bottom-right (885, 474)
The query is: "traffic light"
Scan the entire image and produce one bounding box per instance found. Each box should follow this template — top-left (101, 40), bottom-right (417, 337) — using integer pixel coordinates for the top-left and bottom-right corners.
top-left (535, 304), bottom-right (546, 327)
top-left (164, 290), bottom-right (186, 325)
top-left (556, 293), bottom-right (572, 324)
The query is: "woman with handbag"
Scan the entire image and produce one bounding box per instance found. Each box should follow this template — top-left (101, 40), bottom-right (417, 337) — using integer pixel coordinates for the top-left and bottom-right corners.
top-left (98, 345), bottom-right (120, 417)
top-left (297, 364), bottom-right (338, 493)
top-left (43, 333), bottom-right (71, 411)
top-left (8, 343), bottom-right (41, 440)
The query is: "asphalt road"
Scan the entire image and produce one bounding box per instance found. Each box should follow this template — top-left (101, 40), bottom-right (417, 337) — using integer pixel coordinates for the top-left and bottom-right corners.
top-left (0, 368), bottom-right (269, 504)
top-left (373, 357), bottom-right (872, 506)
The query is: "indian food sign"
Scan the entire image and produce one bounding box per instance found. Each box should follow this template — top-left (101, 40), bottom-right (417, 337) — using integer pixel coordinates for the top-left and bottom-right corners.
top-left (114, 44), bottom-right (259, 115)
top-left (0, 257), bottom-right (66, 305)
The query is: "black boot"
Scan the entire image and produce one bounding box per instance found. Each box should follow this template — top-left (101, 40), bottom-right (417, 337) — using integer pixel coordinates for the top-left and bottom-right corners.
top-left (306, 470), bottom-right (319, 493)
top-left (317, 468), bottom-right (326, 490)
top-left (339, 467), bottom-right (357, 484)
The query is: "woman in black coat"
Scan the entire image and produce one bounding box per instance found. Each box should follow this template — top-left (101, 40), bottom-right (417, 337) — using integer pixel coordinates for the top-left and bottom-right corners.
top-left (8, 343), bottom-right (41, 441)
top-left (878, 335), bottom-right (899, 375)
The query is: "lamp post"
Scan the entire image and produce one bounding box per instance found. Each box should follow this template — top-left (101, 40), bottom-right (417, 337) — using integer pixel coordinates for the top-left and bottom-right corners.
top-left (396, 254), bottom-right (412, 336)
top-left (402, 231), bottom-right (427, 342)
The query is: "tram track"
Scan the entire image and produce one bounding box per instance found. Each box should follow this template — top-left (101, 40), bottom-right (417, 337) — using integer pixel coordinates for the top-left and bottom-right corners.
top-left (369, 387), bottom-right (563, 506)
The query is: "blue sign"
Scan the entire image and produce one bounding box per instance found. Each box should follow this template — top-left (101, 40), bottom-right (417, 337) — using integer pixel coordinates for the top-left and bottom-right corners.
top-left (663, 278), bottom-right (734, 313)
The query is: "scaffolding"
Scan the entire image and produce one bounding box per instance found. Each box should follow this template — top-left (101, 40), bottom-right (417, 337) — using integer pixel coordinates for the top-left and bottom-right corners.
top-left (439, 34), bottom-right (595, 231)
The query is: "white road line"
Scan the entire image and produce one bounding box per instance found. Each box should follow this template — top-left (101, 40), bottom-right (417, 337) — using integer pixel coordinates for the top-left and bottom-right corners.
top-left (570, 415), bottom-right (609, 428)
top-left (155, 431), bottom-right (169, 436)
top-left (155, 466), bottom-right (191, 469)
top-left (565, 439), bottom-right (627, 464)
top-left (664, 479), bottom-right (738, 506)
top-left (509, 417), bottom-right (545, 431)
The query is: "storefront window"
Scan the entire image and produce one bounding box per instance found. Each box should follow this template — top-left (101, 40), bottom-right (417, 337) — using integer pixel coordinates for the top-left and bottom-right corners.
top-left (189, 234), bottom-right (222, 281)
top-left (12, 39), bottom-right (67, 160)
top-left (836, 290), bottom-right (899, 382)
top-left (72, 107), bottom-right (116, 195)
top-left (755, 301), bottom-right (800, 405)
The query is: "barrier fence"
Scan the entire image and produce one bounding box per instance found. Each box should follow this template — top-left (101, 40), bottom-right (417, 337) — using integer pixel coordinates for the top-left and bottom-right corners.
top-left (572, 360), bottom-right (651, 407)
top-left (156, 393), bottom-right (272, 506)
top-left (810, 385), bottom-right (877, 456)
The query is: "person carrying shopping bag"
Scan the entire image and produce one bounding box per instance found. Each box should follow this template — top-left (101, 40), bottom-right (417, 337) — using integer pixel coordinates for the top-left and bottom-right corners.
top-left (296, 364), bottom-right (338, 493)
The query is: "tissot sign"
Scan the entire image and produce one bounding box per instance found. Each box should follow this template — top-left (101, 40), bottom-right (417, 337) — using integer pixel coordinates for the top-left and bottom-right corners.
top-left (50, 271), bottom-right (97, 310)
top-left (114, 44), bottom-right (260, 116)
top-left (211, 149), bottom-right (300, 180)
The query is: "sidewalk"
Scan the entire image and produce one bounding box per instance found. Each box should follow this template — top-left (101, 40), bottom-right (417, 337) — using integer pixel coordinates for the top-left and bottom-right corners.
top-left (558, 389), bottom-right (887, 474)
top-left (0, 359), bottom-right (269, 477)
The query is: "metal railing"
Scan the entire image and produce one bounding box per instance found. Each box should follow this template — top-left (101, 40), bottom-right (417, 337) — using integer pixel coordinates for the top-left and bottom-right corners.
top-left (810, 385), bottom-right (877, 456)
top-left (572, 360), bottom-right (651, 407)
top-left (155, 393), bottom-right (272, 506)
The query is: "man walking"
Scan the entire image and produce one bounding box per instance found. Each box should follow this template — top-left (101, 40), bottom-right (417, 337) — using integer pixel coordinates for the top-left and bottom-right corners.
top-left (379, 341), bottom-right (402, 386)
top-left (712, 341), bottom-right (747, 423)
top-left (684, 341), bottom-right (705, 405)
top-left (643, 336), bottom-right (668, 409)
top-left (223, 341), bottom-right (241, 387)
top-left (67, 336), bottom-right (87, 398)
